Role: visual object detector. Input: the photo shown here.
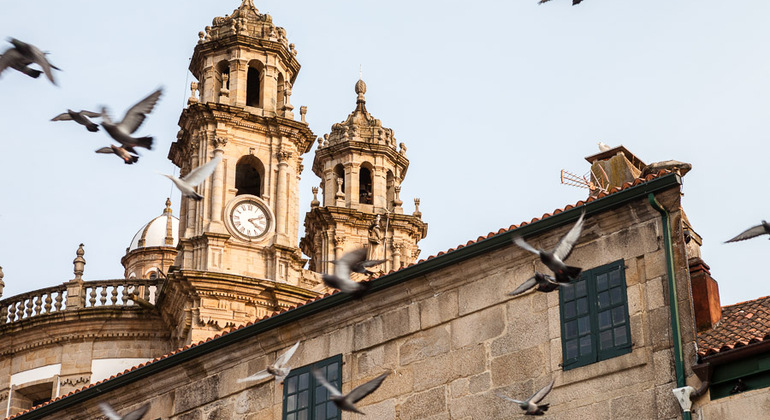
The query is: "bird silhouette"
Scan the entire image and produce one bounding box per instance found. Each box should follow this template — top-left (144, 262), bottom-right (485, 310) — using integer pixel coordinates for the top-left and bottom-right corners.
top-left (321, 248), bottom-right (380, 298)
top-left (51, 109), bottom-right (101, 132)
top-left (95, 145), bottom-right (139, 164)
top-left (507, 272), bottom-right (571, 296)
top-left (99, 402), bottom-right (150, 420)
top-left (101, 88), bottom-right (162, 152)
top-left (238, 341), bottom-right (300, 384)
top-left (498, 379), bottom-right (555, 415)
top-left (512, 210), bottom-right (585, 283)
top-left (0, 38), bottom-right (60, 84)
top-left (725, 221), bottom-right (770, 243)
top-left (312, 368), bottom-right (389, 414)
top-left (160, 155), bottom-right (222, 200)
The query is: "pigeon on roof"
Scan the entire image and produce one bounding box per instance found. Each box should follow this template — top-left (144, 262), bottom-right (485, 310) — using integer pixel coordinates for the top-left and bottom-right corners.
top-left (725, 221), bottom-right (770, 243)
top-left (0, 38), bottom-right (60, 84)
top-left (160, 155), bottom-right (222, 200)
top-left (512, 210), bottom-right (585, 283)
top-left (238, 341), bottom-right (300, 384)
top-left (321, 248), bottom-right (378, 298)
top-left (51, 109), bottom-right (101, 132)
top-left (95, 145), bottom-right (139, 165)
top-left (101, 88), bottom-right (162, 152)
top-left (312, 367), bottom-right (389, 414)
top-left (597, 141), bottom-right (611, 151)
top-left (99, 402), bottom-right (150, 420)
top-left (507, 272), bottom-right (571, 296)
top-left (497, 379), bottom-right (555, 416)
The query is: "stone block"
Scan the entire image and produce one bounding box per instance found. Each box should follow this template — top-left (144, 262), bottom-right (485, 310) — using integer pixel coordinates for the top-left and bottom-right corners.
top-left (381, 303), bottom-right (420, 342)
top-left (646, 275), bottom-right (665, 310)
top-left (468, 372), bottom-right (491, 394)
top-left (174, 374), bottom-right (219, 414)
top-left (412, 353), bottom-right (453, 392)
top-left (450, 377), bottom-right (469, 398)
top-left (458, 272), bottom-right (506, 316)
top-left (654, 383), bottom-right (680, 419)
top-left (491, 301), bottom-right (549, 357)
top-left (399, 325), bottom-right (451, 366)
top-left (353, 316), bottom-right (383, 351)
top-left (451, 306), bottom-right (505, 349)
top-left (627, 284), bottom-right (642, 316)
top-left (610, 387), bottom-right (654, 419)
top-left (356, 341), bottom-right (398, 377)
top-left (420, 290), bottom-right (458, 329)
top-left (367, 366), bottom-right (413, 403)
top-left (644, 250), bottom-right (667, 280)
top-left (452, 344), bottom-right (486, 379)
top-left (650, 307), bottom-right (672, 351)
top-left (398, 386), bottom-right (447, 420)
top-left (448, 391), bottom-right (510, 419)
top-left (328, 324), bottom-right (352, 356)
top-left (490, 347), bottom-right (545, 387)
top-left (357, 398), bottom-right (396, 419)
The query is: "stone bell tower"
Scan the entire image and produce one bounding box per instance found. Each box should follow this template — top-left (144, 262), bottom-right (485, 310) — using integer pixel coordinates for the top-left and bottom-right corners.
top-left (301, 79), bottom-right (428, 275)
top-left (164, 0), bottom-right (319, 345)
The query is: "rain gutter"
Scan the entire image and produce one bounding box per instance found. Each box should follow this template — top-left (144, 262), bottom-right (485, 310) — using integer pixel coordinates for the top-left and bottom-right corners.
top-left (11, 173), bottom-right (682, 420)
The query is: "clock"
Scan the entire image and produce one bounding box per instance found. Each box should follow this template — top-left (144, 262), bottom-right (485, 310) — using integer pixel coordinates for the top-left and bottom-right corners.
top-left (228, 198), bottom-right (271, 240)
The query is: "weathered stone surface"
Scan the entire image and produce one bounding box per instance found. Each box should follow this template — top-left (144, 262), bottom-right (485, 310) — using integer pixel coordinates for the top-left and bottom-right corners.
top-left (399, 325), bottom-right (451, 366)
top-left (490, 347), bottom-right (545, 387)
top-left (452, 344), bottom-right (486, 379)
top-left (646, 275), bottom-right (665, 310)
top-left (174, 375), bottom-right (219, 414)
top-left (448, 391), bottom-right (509, 419)
top-left (492, 300), bottom-right (549, 357)
top-left (610, 388), bottom-right (654, 419)
top-left (353, 315), bottom-right (383, 351)
top-left (420, 290), bottom-right (458, 329)
top-left (652, 349), bottom-right (674, 385)
top-left (412, 353), bottom-right (453, 392)
top-left (451, 306), bottom-right (505, 349)
top-left (468, 372), bottom-right (491, 394)
top-left (458, 271), bottom-right (507, 316)
top-left (450, 377), bottom-right (469, 398)
top-left (381, 303), bottom-right (420, 342)
top-left (367, 367), bottom-right (413, 403)
top-left (358, 397), bottom-right (396, 418)
top-left (398, 386), bottom-right (447, 420)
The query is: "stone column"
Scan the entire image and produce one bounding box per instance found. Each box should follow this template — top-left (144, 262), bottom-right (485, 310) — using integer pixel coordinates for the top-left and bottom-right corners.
top-left (65, 244), bottom-right (86, 310)
top-left (207, 137), bottom-right (227, 234)
top-left (275, 151), bottom-right (292, 241)
top-left (0, 266), bottom-right (4, 299)
top-left (392, 243), bottom-right (402, 272)
top-left (334, 235), bottom-right (345, 261)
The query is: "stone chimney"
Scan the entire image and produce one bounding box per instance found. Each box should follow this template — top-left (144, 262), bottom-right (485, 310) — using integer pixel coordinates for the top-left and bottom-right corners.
top-left (585, 145), bottom-right (646, 197)
top-left (689, 258), bottom-right (722, 332)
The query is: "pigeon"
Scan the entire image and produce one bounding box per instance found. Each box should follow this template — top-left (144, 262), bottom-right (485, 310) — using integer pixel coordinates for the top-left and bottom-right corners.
top-left (101, 88), bottom-right (162, 152)
top-left (321, 248), bottom-right (379, 298)
top-left (95, 145), bottom-right (139, 165)
top-left (312, 367), bottom-right (389, 414)
top-left (51, 109), bottom-right (101, 132)
top-left (507, 272), bottom-right (571, 297)
top-left (512, 210), bottom-right (585, 283)
top-left (725, 221), bottom-right (770, 243)
top-left (0, 38), bottom-right (60, 84)
top-left (325, 248), bottom-right (385, 275)
top-left (238, 341), bottom-right (300, 384)
top-left (597, 141), bottom-right (611, 151)
top-left (99, 402), bottom-right (150, 420)
top-left (498, 379), bottom-right (555, 416)
top-left (160, 155), bottom-right (222, 201)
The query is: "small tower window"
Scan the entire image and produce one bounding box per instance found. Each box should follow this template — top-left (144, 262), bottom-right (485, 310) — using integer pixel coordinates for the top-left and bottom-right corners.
top-left (386, 170), bottom-right (395, 210)
top-left (333, 164), bottom-right (345, 197)
top-left (236, 155), bottom-right (264, 197)
top-left (277, 73), bottom-right (286, 111)
top-left (359, 165), bottom-right (373, 205)
top-left (247, 66), bottom-right (261, 107)
top-left (216, 60), bottom-right (230, 101)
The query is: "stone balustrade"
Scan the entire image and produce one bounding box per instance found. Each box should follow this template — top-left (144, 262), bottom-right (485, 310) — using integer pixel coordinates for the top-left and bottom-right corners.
top-left (0, 279), bottom-right (160, 325)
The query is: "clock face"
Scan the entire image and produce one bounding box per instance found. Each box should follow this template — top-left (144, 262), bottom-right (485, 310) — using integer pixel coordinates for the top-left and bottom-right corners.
top-left (230, 200), bottom-right (270, 239)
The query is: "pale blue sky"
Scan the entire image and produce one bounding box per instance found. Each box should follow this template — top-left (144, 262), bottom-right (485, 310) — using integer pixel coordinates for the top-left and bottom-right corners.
top-left (1, 0), bottom-right (769, 305)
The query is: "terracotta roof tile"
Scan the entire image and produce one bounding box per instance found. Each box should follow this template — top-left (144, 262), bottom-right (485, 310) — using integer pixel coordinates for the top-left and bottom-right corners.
top-left (697, 295), bottom-right (770, 356)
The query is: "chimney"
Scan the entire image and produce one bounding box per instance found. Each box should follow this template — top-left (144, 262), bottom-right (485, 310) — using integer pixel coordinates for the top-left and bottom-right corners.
top-left (585, 145), bottom-right (646, 197)
top-left (689, 258), bottom-right (722, 332)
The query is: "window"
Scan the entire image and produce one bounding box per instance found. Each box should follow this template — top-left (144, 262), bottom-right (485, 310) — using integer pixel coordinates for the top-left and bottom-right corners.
top-left (236, 155), bottom-right (264, 197)
top-left (359, 166), bottom-right (373, 205)
top-left (560, 260), bottom-right (631, 370)
top-left (283, 355), bottom-right (342, 420)
top-left (247, 66), bottom-right (260, 107)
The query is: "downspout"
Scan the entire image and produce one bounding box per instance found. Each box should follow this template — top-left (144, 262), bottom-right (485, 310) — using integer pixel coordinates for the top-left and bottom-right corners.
top-left (648, 193), bottom-right (691, 420)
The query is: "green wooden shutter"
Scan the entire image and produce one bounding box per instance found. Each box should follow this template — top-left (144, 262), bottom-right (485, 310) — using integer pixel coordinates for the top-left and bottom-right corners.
top-left (283, 354), bottom-right (343, 420)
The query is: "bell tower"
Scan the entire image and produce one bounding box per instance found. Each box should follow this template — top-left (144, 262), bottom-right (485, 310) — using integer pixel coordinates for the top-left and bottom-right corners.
top-left (301, 79), bottom-right (428, 275)
top-left (169, 0), bottom-right (314, 284)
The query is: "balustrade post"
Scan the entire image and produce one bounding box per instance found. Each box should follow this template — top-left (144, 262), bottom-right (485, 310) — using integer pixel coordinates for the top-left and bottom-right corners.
top-left (65, 244), bottom-right (86, 310)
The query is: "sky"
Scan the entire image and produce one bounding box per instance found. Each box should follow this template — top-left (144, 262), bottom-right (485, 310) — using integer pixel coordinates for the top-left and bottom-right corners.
top-left (0, 0), bottom-right (769, 305)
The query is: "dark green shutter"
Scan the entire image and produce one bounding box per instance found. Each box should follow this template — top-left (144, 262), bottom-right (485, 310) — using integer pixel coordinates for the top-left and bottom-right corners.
top-left (283, 354), bottom-right (343, 420)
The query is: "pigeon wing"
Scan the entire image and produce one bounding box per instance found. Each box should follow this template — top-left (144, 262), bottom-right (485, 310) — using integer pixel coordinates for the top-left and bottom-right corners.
top-left (334, 248), bottom-right (367, 280)
top-left (347, 372), bottom-right (389, 404)
top-left (553, 211), bottom-right (585, 261)
top-left (513, 236), bottom-right (541, 256)
top-left (79, 110), bottom-right (101, 118)
top-left (98, 402), bottom-right (123, 420)
top-left (496, 393), bottom-right (526, 405)
top-left (312, 367), bottom-right (343, 397)
top-left (95, 147), bottom-right (115, 154)
top-left (123, 404), bottom-right (150, 420)
top-left (31, 49), bottom-right (56, 84)
top-left (182, 155), bottom-right (222, 186)
top-left (529, 379), bottom-right (555, 404)
top-left (117, 89), bottom-right (163, 134)
top-left (508, 276), bottom-right (537, 296)
top-left (237, 369), bottom-right (271, 383)
top-left (274, 341), bottom-right (301, 368)
top-left (725, 224), bottom-right (767, 243)
top-left (360, 259), bottom-right (386, 268)
top-left (51, 112), bottom-right (73, 121)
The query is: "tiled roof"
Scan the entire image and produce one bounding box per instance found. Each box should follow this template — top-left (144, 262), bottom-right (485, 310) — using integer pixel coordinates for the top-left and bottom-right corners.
top-left (697, 295), bottom-right (770, 357)
top-left (4, 170), bottom-right (674, 420)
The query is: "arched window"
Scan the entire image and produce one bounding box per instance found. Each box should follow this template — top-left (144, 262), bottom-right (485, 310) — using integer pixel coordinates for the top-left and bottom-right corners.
top-left (246, 61), bottom-right (262, 107)
top-left (359, 165), bottom-right (373, 205)
top-left (386, 170), bottom-right (395, 209)
top-left (333, 164), bottom-right (345, 197)
top-left (277, 73), bottom-right (285, 111)
top-left (236, 155), bottom-right (264, 197)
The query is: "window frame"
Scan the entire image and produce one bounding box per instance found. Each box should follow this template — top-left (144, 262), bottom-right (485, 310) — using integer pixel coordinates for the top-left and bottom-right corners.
top-left (282, 354), bottom-right (343, 420)
top-left (559, 259), bottom-right (632, 370)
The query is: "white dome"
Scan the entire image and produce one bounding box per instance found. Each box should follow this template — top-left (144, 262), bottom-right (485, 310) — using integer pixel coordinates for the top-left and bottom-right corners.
top-left (128, 199), bottom-right (180, 252)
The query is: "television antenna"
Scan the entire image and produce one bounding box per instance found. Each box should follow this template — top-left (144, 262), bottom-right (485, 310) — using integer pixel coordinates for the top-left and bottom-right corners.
top-left (560, 166), bottom-right (610, 194)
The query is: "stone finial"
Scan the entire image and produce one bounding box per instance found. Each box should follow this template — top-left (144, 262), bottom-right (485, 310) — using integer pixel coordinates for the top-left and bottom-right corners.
top-left (317, 137), bottom-right (323, 148)
top-left (0, 266), bottom-right (4, 299)
top-left (220, 73), bottom-right (230, 98)
top-left (163, 198), bottom-right (173, 215)
top-left (355, 79), bottom-right (367, 103)
top-left (290, 43), bottom-right (297, 56)
top-left (188, 81), bottom-right (199, 105)
top-left (198, 31), bottom-right (205, 44)
top-left (300, 105), bottom-right (307, 123)
top-left (311, 187), bottom-right (320, 208)
top-left (393, 186), bottom-right (403, 208)
top-left (413, 198), bottom-right (422, 218)
top-left (73, 244), bottom-right (86, 281)
top-left (399, 142), bottom-right (407, 156)
top-left (323, 133), bottom-right (329, 147)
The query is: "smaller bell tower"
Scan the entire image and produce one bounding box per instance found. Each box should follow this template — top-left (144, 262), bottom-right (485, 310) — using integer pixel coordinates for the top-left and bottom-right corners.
top-left (301, 79), bottom-right (427, 275)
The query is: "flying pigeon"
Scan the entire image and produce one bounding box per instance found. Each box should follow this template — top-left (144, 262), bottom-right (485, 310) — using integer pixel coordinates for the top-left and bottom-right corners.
top-left (325, 248), bottom-right (385, 275)
top-left (725, 220), bottom-right (770, 243)
top-left (51, 109), bottom-right (101, 132)
top-left (95, 145), bottom-right (139, 165)
top-left (101, 88), bottom-right (162, 152)
top-left (507, 272), bottom-right (571, 297)
top-left (312, 367), bottom-right (389, 414)
top-left (160, 155), bottom-right (222, 201)
top-left (99, 402), bottom-right (150, 420)
top-left (512, 210), bottom-right (585, 283)
top-left (238, 341), bottom-right (300, 384)
top-left (321, 248), bottom-right (379, 298)
top-left (0, 38), bottom-right (60, 84)
top-left (498, 379), bottom-right (555, 416)
top-left (597, 141), bottom-right (611, 151)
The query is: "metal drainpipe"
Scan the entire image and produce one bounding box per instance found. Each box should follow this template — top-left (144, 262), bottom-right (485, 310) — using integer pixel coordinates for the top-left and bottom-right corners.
top-left (648, 193), bottom-right (691, 420)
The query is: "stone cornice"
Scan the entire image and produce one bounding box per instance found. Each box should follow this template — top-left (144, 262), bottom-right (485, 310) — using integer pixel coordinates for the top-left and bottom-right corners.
top-left (312, 141), bottom-right (410, 179)
top-left (190, 35), bottom-right (300, 84)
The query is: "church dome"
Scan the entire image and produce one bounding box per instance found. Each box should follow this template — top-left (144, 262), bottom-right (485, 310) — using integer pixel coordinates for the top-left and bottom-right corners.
top-left (128, 198), bottom-right (179, 252)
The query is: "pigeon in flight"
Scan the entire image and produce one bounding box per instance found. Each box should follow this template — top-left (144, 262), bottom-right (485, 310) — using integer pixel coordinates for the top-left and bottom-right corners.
top-left (238, 341), bottom-right (300, 384)
top-left (160, 155), bottom-right (222, 201)
top-left (507, 272), bottom-right (571, 297)
top-left (512, 210), bottom-right (585, 283)
top-left (99, 402), bottom-right (150, 420)
top-left (51, 109), bottom-right (101, 132)
top-left (101, 88), bottom-right (162, 152)
top-left (498, 379), bottom-right (555, 416)
top-left (0, 38), bottom-right (60, 84)
top-left (322, 248), bottom-right (380, 298)
top-left (95, 145), bottom-right (139, 165)
top-left (325, 248), bottom-right (385, 276)
top-left (725, 220), bottom-right (770, 243)
top-left (312, 368), bottom-right (389, 415)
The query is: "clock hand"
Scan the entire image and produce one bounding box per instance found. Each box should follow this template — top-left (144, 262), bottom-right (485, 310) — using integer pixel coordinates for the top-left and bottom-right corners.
top-left (248, 217), bottom-right (262, 227)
